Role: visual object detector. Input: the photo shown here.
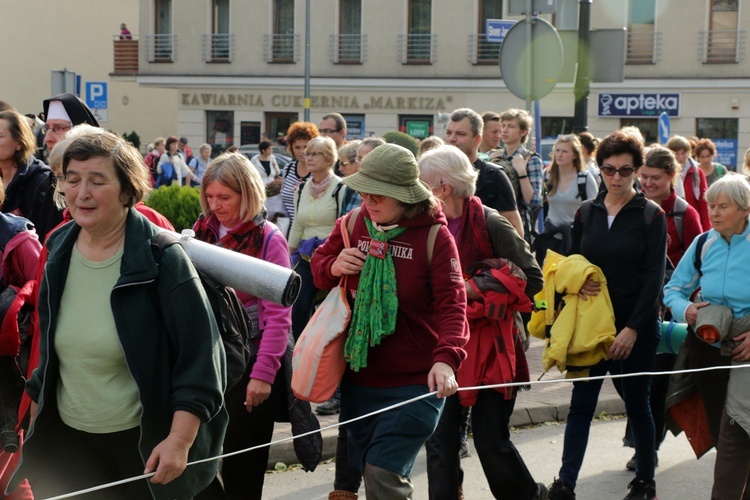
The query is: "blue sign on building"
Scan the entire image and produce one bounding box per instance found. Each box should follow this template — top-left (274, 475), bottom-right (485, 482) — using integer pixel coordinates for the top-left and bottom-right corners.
top-left (85, 82), bottom-right (108, 109)
top-left (598, 93), bottom-right (680, 117)
top-left (485, 19), bottom-right (517, 44)
top-left (714, 139), bottom-right (738, 169)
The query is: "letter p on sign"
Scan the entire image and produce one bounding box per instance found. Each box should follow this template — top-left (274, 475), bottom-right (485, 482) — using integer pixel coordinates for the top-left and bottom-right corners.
top-left (85, 82), bottom-right (108, 109)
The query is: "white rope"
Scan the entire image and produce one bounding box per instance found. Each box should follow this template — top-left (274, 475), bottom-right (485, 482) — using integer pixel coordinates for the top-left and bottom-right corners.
top-left (42, 362), bottom-right (750, 499)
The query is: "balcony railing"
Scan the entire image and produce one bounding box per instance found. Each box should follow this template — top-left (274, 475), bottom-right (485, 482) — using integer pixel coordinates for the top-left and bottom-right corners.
top-left (468, 34), bottom-right (500, 64)
top-left (203, 33), bottom-right (235, 62)
top-left (398, 34), bottom-right (437, 64)
top-left (699, 29), bottom-right (746, 63)
top-left (329, 34), bottom-right (367, 64)
top-left (144, 33), bottom-right (176, 62)
top-left (626, 30), bottom-right (661, 64)
top-left (112, 36), bottom-right (139, 75)
top-left (263, 33), bottom-right (300, 63)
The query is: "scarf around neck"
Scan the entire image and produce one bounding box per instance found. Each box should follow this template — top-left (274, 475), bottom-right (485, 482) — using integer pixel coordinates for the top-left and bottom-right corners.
top-left (455, 196), bottom-right (495, 274)
top-left (194, 211), bottom-right (266, 257)
top-left (306, 172), bottom-right (336, 200)
top-left (345, 217), bottom-right (407, 371)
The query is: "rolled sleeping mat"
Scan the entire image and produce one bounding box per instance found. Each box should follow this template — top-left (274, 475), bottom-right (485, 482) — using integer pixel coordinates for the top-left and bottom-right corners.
top-left (658, 320), bottom-right (689, 355)
top-left (172, 230), bottom-right (301, 307)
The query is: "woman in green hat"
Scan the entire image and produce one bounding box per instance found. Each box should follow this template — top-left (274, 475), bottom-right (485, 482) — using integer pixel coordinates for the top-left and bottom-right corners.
top-left (311, 143), bottom-right (468, 499)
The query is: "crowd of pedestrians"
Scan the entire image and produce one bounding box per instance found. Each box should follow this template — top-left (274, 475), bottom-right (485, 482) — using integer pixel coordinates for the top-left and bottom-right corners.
top-left (1, 93), bottom-right (750, 500)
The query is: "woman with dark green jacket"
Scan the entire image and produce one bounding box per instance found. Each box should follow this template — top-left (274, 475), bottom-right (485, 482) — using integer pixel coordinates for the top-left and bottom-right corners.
top-left (9, 131), bottom-right (227, 500)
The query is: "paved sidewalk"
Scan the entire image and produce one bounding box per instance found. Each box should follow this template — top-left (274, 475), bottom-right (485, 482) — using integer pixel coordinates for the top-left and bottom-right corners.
top-left (267, 337), bottom-right (625, 467)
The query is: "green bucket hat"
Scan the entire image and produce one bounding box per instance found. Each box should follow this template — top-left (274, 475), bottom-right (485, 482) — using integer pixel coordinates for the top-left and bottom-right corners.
top-left (342, 143), bottom-right (433, 204)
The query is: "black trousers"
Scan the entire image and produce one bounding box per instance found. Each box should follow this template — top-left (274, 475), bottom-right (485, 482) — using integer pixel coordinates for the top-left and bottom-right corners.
top-left (426, 391), bottom-right (538, 500)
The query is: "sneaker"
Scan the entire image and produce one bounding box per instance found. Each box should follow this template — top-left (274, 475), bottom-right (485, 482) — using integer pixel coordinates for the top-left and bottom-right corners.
top-left (534, 482), bottom-right (549, 500)
top-left (459, 439), bottom-right (470, 458)
top-left (548, 478), bottom-right (575, 500)
top-left (626, 453), bottom-right (659, 472)
top-left (623, 478), bottom-right (658, 500)
top-left (316, 397), bottom-right (341, 415)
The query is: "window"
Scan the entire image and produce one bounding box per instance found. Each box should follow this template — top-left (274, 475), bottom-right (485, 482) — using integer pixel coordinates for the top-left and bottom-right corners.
top-left (475, 0), bottom-right (503, 64)
top-left (265, 112), bottom-right (299, 144)
top-left (336, 0), bottom-right (363, 63)
top-left (704, 0), bottom-right (741, 63)
top-left (697, 118), bottom-right (739, 168)
top-left (271, 0), bottom-right (295, 62)
top-left (153, 0), bottom-right (173, 61)
top-left (540, 117), bottom-right (574, 138)
top-left (403, 0), bottom-right (434, 63)
top-left (399, 114), bottom-right (433, 139)
top-left (627, 0), bottom-right (658, 64)
top-left (619, 119), bottom-right (657, 145)
top-left (207, 111), bottom-right (234, 156)
top-left (209, 0), bottom-right (232, 61)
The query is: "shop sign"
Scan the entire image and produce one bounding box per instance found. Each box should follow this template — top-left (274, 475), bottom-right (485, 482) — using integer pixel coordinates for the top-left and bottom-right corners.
top-left (598, 93), bottom-right (680, 117)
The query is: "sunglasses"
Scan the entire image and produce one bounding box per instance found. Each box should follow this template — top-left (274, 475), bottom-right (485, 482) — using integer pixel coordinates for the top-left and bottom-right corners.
top-left (358, 192), bottom-right (388, 204)
top-left (600, 166), bottom-right (637, 177)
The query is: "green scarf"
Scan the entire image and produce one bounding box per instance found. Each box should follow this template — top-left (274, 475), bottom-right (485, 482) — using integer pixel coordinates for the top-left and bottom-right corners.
top-left (345, 218), bottom-right (407, 371)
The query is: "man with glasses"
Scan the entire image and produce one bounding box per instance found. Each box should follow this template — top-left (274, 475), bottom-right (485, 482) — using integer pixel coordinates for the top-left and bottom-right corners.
top-left (319, 113), bottom-right (347, 176)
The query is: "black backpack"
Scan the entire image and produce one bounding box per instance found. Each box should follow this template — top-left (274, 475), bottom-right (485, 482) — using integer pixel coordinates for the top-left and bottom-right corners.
top-left (666, 196), bottom-right (689, 247)
top-left (151, 232), bottom-right (254, 393)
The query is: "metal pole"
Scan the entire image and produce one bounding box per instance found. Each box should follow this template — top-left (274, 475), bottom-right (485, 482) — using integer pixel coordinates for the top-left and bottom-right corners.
top-left (303, 0), bottom-right (311, 122)
top-left (573, 0), bottom-right (592, 133)
top-left (525, 0), bottom-right (533, 113)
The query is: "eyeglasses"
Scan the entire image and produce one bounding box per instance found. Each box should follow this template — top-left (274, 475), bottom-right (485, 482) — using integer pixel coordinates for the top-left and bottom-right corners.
top-left (355, 156), bottom-right (364, 163)
top-left (319, 128), bottom-right (341, 134)
top-left (358, 192), bottom-right (388, 205)
top-left (600, 165), bottom-right (637, 177)
top-left (340, 160), bottom-right (353, 166)
top-left (43, 124), bottom-right (73, 135)
top-left (302, 152), bottom-right (323, 159)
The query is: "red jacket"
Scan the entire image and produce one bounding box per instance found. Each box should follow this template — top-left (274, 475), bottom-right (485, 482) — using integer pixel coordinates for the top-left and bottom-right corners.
top-left (311, 206), bottom-right (468, 388)
top-left (682, 163), bottom-right (710, 230)
top-left (661, 190), bottom-right (703, 266)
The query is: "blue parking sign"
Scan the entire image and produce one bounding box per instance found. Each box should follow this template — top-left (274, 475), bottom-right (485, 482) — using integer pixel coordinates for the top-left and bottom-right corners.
top-left (85, 82), bottom-right (108, 109)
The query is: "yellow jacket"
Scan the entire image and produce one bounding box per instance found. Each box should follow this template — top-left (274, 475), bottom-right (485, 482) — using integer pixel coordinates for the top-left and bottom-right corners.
top-left (529, 251), bottom-right (616, 377)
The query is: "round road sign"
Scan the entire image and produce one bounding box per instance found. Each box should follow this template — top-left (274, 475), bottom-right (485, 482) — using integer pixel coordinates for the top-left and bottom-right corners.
top-left (499, 17), bottom-right (564, 101)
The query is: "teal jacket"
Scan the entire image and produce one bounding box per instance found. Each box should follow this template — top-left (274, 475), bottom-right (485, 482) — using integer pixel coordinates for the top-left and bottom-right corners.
top-left (13, 209), bottom-right (228, 499)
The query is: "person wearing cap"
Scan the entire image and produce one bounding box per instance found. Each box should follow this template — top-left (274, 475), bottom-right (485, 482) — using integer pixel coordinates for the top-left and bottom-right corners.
top-left (311, 144), bottom-right (468, 499)
top-left (0, 110), bottom-right (62, 242)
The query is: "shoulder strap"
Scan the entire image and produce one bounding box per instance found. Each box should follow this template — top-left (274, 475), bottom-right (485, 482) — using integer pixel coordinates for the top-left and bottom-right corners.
top-left (643, 200), bottom-right (660, 226)
top-left (694, 231), bottom-right (709, 277)
top-left (576, 171), bottom-right (588, 200)
top-left (295, 180), bottom-right (306, 211)
top-left (262, 225), bottom-right (280, 260)
top-left (426, 224), bottom-right (440, 266)
top-left (151, 231), bottom-right (180, 257)
top-left (346, 207), bottom-right (361, 236)
top-left (669, 196), bottom-right (689, 246)
top-left (332, 181), bottom-right (345, 217)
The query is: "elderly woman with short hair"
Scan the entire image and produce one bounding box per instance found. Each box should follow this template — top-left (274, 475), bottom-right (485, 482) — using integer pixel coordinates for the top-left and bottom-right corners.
top-left (10, 130), bottom-right (227, 499)
top-left (288, 136), bottom-right (346, 339)
top-left (419, 145), bottom-right (546, 500)
top-left (664, 174), bottom-right (750, 500)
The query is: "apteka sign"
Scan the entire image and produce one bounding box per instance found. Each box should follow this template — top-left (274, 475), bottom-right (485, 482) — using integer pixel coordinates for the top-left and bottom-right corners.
top-left (598, 93), bottom-right (680, 117)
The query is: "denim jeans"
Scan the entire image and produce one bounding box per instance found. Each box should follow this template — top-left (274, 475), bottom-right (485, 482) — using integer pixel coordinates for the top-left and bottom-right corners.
top-left (291, 258), bottom-right (319, 341)
top-left (559, 318), bottom-right (659, 490)
top-left (427, 391), bottom-right (538, 500)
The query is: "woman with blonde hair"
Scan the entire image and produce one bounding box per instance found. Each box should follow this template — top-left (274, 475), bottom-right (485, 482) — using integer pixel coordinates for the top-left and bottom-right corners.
top-left (536, 135), bottom-right (597, 263)
top-left (288, 136), bottom-right (346, 339)
top-left (193, 151), bottom-right (318, 498)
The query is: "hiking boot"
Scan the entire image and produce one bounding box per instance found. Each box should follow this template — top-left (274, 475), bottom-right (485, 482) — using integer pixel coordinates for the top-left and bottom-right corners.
top-left (316, 397), bottom-right (341, 415)
top-left (623, 478), bottom-right (658, 500)
top-left (626, 452), bottom-right (659, 472)
top-left (548, 478), bottom-right (575, 500)
top-left (459, 438), bottom-right (470, 458)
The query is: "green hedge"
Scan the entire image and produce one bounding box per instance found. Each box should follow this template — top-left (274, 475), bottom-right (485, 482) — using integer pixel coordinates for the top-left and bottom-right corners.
top-left (144, 185), bottom-right (202, 232)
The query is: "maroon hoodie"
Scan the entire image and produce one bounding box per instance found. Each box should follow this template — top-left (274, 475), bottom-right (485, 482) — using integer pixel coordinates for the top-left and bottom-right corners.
top-left (311, 205), bottom-right (468, 388)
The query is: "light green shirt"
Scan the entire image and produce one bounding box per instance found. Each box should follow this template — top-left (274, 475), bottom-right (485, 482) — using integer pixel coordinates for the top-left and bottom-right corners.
top-left (288, 177), bottom-right (344, 248)
top-left (55, 244), bottom-right (142, 433)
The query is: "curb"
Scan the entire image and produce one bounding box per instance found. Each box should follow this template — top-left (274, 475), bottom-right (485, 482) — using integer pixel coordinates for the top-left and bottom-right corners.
top-left (267, 395), bottom-right (626, 469)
